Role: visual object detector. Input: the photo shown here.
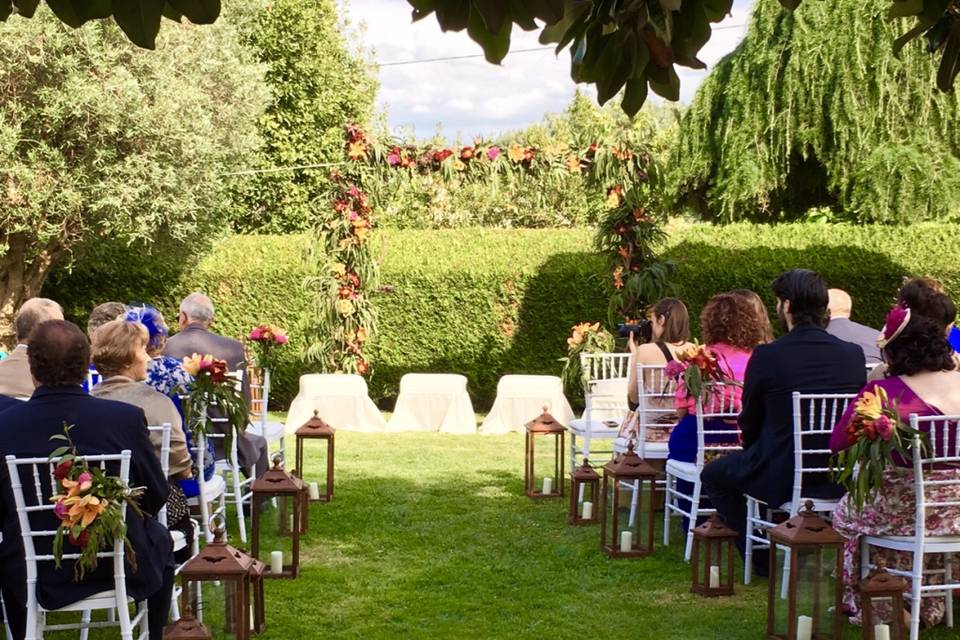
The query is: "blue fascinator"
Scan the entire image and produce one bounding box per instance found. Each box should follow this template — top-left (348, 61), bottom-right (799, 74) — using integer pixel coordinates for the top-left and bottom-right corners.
top-left (125, 303), bottom-right (169, 352)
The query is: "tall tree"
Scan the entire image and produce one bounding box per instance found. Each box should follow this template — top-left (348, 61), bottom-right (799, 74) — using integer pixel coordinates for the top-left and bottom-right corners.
top-left (229, 0), bottom-right (378, 234)
top-left (0, 7), bottom-right (265, 343)
top-left (669, 0), bottom-right (960, 222)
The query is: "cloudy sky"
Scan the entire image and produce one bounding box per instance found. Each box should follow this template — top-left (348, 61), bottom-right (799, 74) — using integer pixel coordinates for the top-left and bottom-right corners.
top-left (344, 0), bottom-right (755, 141)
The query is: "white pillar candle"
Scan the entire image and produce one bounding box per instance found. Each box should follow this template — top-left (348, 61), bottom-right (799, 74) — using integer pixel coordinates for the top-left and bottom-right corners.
top-left (709, 565), bottom-right (720, 589)
top-left (308, 482), bottom-right (320, 500)
top-left (289, 514), bottom-right (295, 531)
top-left (542, 477), bottom-right (553, 494)
top-left (620, 530), bottom-right (633, 553)
top-left (796, 615), bottom-right (812, 640)
top-left (270, 550), bottom-right (283, 574)
top-left (581, 501), bottom-right (593, 520)
top-left (874, 624), bottom-right (891, 640)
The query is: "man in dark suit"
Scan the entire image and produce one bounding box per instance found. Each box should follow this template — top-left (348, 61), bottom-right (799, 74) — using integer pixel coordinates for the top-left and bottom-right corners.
top-left (163, 292), bottom-right (268, 476)
top-left (825, 288), bottom-right (882, 364)
top-left (701, 270), bottom-right (866, 574)
top-left (0, 321), bottom-right (173, 640)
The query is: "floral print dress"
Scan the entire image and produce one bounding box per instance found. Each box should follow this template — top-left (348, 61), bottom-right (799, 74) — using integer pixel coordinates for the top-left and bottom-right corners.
top-left (830, 377), bottom-right (960, 627)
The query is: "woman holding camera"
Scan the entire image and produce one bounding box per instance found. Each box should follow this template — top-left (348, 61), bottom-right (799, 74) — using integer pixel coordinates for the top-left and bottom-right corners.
top-left (626, 297), bottom-right (694, 411)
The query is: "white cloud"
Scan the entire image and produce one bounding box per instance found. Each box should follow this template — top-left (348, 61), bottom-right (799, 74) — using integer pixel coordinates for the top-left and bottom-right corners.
top-left (345, 0), bottom-right (754, 140)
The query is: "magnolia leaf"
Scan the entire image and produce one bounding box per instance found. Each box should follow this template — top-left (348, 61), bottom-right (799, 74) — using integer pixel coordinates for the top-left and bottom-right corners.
top-left (161, 4), bottom-right (180, 21)
top-left (640, 27), bottom-right (674, 68)
top-left (887, 0), bottom-right (924, 18)
top-left (435, 0), bottom-right (470, 31)
top-left (595, 33), bottom-right (633, 104)
top-left (112, 0), bottom-right (164, 49)
top-left (167, 0), bottom-right (219, 24)
top-left (45, 0), bottom-right (89, 27)
top-left (474, 0), bottom-right (509, 34)
top-left (648, 65), bottom-right (680, 101)
top-left (701, 0), bottom-right (733, 22)
top-left (893, 19), bottom-right (933, 57)
top-left (466, 4), bottom-right (511, 64)
top-left (49, 446), bottom-right (71, 459)
top-left (524, 0), bottom-right (564, 24)
top-left (924, 14), bottom-right (952, 52)
top-left (778, 0), bottom-right (802, 10)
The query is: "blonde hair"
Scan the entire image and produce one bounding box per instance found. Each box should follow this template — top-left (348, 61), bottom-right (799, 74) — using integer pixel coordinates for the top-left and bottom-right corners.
top-left (91, 319), bottom-right (148, 378)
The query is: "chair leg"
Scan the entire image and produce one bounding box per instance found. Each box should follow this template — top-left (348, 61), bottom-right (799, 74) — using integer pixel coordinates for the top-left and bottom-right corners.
top-left (627, 479), bottom-right (639, 527)
top-left (138, 601), bottom-right (149, 640)
top-left (199, 490), bottom-right (212, 544)
top-left (80, 609), bottom-right (92, 640)
top-left (945, 553), bottom-right (954, 628)
top-left (909, 546), bottom-right (923, 640)
top-left (859, 537), bottom-right (871, 579)
top-left (663, 473), bottom-right (673, 547)
top-left (116, 596), bottom-right (134, 640)
top-left (231, 467), bottom-right (247, 544)
top-left (684, 480), bottom-right (702, 562)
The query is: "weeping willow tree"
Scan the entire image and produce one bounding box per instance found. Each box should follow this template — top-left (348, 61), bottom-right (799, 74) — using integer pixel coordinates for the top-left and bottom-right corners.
top-left (670, 0), bottom-right (960, 223)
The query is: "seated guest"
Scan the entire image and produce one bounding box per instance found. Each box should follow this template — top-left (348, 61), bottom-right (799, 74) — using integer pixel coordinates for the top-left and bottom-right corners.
top-left (870, 277), bottom-right (959, 380)
top-left (164, 293), bottom-right (267, 477)
top-left (667, 292), bottom-right (769, 534)
top-left (0, 298), bottom-right (63, 399)
top-left (0, 320), bottom-right (173, 640)
top-left (82, 301), bottom-right (127, 392)
top-left (90, 319), bottom-right (194, 553)
top-left (830, 309), bottom-right (960, 628)
top-left (125, 304), bottom-right (194, 400)
top-left (626, 298), bottom-right (695, 411)
top-left (701, 269), bottom-right (866, 573)
top-left (729, 289), bottom-right (774, 343)
top-left (826, 288), bottom-right (882, 365)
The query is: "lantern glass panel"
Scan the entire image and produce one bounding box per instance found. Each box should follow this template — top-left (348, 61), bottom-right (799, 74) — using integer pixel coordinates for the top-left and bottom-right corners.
top-left (695, 538), bottom-right (730, 590)
top-left (576, 482), bottom-right (597, 518)
top-left (253, 494), bottom-right (297, 577)
top-left (298, 437), bottom-right (333, 501)
top-left (527, 433), bottom-right (562, 497)
top-left (185, 580), bottom-right (248, 640)
top-left (795, 545), bottom-right (838, 638)
top-left (770, 543), bottom-right (791, 638)
top-left (606, 477), bottom-right (649, 551)
top-left (866, 594), bottom-right (898, 630)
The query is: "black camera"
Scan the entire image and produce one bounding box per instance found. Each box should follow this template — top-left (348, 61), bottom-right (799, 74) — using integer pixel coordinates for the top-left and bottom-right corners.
top-left (617, 319), bottom-right (653, 344)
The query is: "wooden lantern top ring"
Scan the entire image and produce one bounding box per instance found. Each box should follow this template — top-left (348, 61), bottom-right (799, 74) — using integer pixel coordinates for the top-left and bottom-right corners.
top-left (769, 500), bottom-right (844, 546)
top-left (296, 410), bottom-right (335, 437)
top-left (525, 406), bottom-right (566, 433)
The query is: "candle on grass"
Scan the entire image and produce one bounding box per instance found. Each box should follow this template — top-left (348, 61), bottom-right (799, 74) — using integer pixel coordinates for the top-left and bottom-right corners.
top-left (709, 565), bottom-right (720, 589)
top-left (874, 624), bottom-right (891, 640)
top-left (796, 615), bottom-right (813, 640)
top-left (541, 477), bottom-right (553, 494)
top-left (270, 550), bottom-right (283, 574)
top-left (620, 530), bottom-right (633, 553)
top-left (309, 482), bottom-right (320, 500)
top-left (581, 501), bottom-right (593, 520)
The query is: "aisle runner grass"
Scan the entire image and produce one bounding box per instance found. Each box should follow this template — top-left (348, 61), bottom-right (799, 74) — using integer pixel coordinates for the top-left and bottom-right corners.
top-left (50, 431), bottom-right (957, 639)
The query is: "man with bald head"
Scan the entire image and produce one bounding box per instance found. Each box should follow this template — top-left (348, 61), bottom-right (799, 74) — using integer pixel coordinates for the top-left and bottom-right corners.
top-left (164, 292), bottom-right (268, 476)
top-left (0, 297), bottom-right (64, 398)
top-left (825, 288), bottom-right (881, 364)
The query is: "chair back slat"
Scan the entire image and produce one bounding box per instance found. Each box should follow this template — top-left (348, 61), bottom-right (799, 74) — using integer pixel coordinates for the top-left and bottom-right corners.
top-left (147, 423), bottom-right (172, 527)
top-left (694, 382), bottom-right (743, 468)
top-left (791, 392), bottom-right (855, 506)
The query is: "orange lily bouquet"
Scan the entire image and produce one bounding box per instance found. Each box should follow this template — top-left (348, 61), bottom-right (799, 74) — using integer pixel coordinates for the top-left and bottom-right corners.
top-left (48, 424), bottom-right (144, 580)
top-left (831, 385), bottom-right (925, 512)
top-left (665, 343), bottom-right (731, 401)
top-left (180, 353), bottom-right (248, 448)
top-left (248, 323), bottom-right (289, 371)
top-left (559, 322), bottom-right (615, 397)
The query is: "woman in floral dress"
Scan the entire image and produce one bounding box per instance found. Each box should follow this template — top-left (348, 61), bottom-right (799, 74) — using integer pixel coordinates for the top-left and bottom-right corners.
top-left (830, 307), bottom-right (960, 628)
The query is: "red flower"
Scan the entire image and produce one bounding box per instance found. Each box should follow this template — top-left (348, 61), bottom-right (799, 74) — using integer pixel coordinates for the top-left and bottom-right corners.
top-left (356, 359), bottom-right (369, 375)
top-left (522, 147), bottom-right (536, 163)
top-left (68, 529), bottom-right (91, 548)
top-left (53, 459), bottom-right (73, 481)
top-left (338, 286), bottom-right (353, 299)
top-left (460, 147), bottom-right (475, 160)
top-left (615, 225), bottom-right (627, 236)
top-left (432, 149), bottom-right (453, 164)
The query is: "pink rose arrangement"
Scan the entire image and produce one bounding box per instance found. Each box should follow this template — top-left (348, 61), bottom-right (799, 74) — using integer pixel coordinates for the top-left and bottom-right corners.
top-left (248, 324), bottom-right (289, 372)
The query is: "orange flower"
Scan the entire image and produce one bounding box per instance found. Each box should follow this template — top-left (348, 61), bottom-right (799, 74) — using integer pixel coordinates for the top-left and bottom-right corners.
top-left (612, 266), bottom-right (624, 290)
top-left (347, 141), bottom-right (368, 160)
top-left (357, 326), bottom-right (368, 342)
top-left (507, 143), bottom-right (525, 163)
top-left (565, 154), bottom-right (581, 173)
top-left (64, 494), bottom-right (108, 528)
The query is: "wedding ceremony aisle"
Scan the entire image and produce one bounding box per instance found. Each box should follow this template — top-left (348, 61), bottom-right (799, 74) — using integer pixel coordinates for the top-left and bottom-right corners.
top-left (45, 427), bottom-right (957, 639)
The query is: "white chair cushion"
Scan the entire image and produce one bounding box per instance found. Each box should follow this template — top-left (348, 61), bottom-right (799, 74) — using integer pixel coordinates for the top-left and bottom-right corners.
top-left (247, 420), bottom-right (285, 443)
top-left (170, 530), bottom-right (187, 552)
top-left (665, 458), bottom-right (699, 481)
top-left (187, 474), bottom-right (226, 505)
top-left (568, 418), bottom-right (620, 438)
top-left (53, 591), bottom-right (130, 612)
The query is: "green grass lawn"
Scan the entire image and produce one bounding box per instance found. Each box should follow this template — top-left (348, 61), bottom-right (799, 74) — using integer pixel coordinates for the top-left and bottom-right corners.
top-left (51, 430), bottom-right (957, 639)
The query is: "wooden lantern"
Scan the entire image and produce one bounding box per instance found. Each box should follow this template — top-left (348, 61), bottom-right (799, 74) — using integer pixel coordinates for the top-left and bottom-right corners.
top-left (766, 501), bottom-right (843, 640)
top-left (248, 559), bottom-right (267, 635)
top-left (524, 406), bottom-right (565, 499)
top-left (179, 522), bottom-right (257, 640)
top-left (599, 442), bottom-right (658, 558)
top-left (690, 514), bottom-right (737, 597)
top-left (252, 458), bottom-right (303, 579)
top-left (859, 560), bottom-right (907, 640)
top-left (295, 410), bottom-right (335, 503)
top-left (162, 604), bottom-right (212, 640)
top-left (568, 459), bottom-right (600, 525)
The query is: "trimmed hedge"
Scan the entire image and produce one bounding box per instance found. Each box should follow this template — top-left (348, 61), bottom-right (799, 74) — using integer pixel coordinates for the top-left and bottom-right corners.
top-left (43, 223), bottom-right (960, 410)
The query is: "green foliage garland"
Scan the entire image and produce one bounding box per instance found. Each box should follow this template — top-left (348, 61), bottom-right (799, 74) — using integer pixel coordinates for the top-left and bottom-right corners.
top-left (670, 0), bottom-right (960, 223)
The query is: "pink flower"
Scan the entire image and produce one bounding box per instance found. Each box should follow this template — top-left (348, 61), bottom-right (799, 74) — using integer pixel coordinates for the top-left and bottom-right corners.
top-left (275, 333), bottom-right (289, 345)
top-left (54, 500), bottom-right (68, 520)
top-left (248, 327), bottom-right (263, 341)
top-left (487, 146), bottom-right (501, 161)
top-left (387, 153), bottom-right (400, 166)
top-left (77, 472), bottom-right (92, 492)
top-left (664, 360), bottom-right (687, 379)
top-left (874, 414), bottom-right (894, 441)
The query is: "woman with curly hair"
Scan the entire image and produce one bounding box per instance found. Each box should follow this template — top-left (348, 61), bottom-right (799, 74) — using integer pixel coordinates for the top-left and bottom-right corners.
top-left (830, 308), bottom-right (960, 629)
top-left (666, 292), bottom-right (771, 533)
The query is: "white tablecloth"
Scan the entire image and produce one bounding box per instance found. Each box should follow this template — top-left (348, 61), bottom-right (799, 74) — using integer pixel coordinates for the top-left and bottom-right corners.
top-left (286, 374), bottom-right (387, 433)
top-left (387, 373), bottom-right (476, 434)
top-left (480, 375), bottom-right (575, 435)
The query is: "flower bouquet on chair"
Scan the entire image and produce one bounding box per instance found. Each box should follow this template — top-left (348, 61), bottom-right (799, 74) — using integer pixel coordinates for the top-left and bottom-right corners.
top-left (831, 384), bottom-right (925, 512)
top-left (248, 324), bottom-right (289, 372)
top-left (180, 353), bottom-right (249, 455)
top-left (559, 321), bottom-right (614, 399)
top-left (48, 424), bottom-right (144, 580)
top-left (664, 343), bottom-right (733, 401)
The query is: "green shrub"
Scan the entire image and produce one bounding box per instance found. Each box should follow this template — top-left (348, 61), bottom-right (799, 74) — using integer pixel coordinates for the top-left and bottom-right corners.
top-left (43, 223), bottom-right (960, 410)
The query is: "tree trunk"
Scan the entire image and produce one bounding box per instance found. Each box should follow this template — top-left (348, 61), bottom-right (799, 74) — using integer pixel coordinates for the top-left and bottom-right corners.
top-left (0, 234), bottom-right (61, 350)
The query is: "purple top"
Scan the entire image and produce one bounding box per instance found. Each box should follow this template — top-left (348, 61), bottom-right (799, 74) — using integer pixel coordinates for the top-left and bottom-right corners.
top-left (675, 343), bottom-right (752, 414)
top-left (829, 376), bottom-right (948, 465)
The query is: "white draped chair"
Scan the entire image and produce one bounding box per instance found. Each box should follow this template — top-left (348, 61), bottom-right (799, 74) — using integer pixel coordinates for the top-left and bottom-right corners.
top-left (286, 374), bottom-right (387, 433)
top-left (480, 375), bottom-right (574, 435)
top-left (387, 373), bottom-right (476, 434)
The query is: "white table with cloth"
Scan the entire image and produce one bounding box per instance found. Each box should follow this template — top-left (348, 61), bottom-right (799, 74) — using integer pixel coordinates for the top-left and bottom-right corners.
top-left (387, 373), bottom-right (477, 434)
top-left (480, 375), bottom-right (575, 434)
top-left (286, 373), bottom-right (387, 433)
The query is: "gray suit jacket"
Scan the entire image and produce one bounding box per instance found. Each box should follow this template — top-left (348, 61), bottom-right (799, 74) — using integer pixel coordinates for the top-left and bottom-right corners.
top-left (163, 324), bottom-right (260, 469)
top-left (826, 317), bottom-right (882, 364)
top-left (0, 345), bottom-right (34, 398)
